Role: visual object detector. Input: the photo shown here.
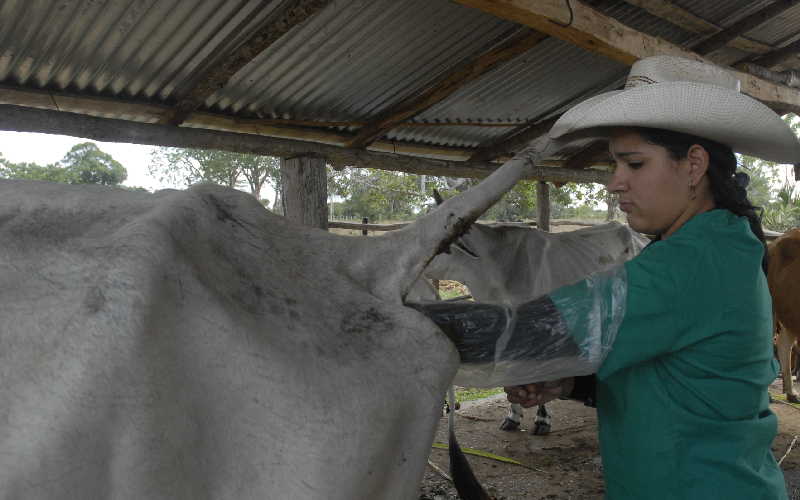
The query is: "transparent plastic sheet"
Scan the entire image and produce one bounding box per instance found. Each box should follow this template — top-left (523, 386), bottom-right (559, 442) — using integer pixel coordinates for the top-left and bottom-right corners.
top-left (408, 265), bottom-right (627, 388)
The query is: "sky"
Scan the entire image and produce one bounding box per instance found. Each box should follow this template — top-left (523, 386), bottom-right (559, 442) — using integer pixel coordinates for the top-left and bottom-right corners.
top-left (0, 130), bottom-right (278, 203)
top-left (0, 130), bottom-right (165, 191)
top-left (1, 130), bottom-right (795, 209)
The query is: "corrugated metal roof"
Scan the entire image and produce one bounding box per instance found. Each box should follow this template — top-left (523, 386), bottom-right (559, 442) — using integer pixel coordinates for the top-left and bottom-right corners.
top-left (670, 0), bottom-right (773, 28)
top-left (745, 3), bottom-right (800, 46)
top-left (0, 0), bottom-right (279, 100)
top-left (385, 125), bottom-right (519, 149)
top-left (1, 0), bottom-right (799, 156)
top-left (210, 0), bottom-right (520, 120)
top-left (591, 1), bottom-right (697, 46)
top-left (388, 38), bottom-right (627, 147)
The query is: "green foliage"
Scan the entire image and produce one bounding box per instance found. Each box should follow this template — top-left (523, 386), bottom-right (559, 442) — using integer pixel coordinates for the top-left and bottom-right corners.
top-left (0, 143), bottom-right (127, 186)
top-left (325, 167), bottom-right (618, 223)
top-left (481, 180), bottom-right (538, 221)
top-left (739, 154), bottom-right (775, 209)
top-left (479, 181), bottom-right (607, 222)
top-left (455, 387), bottom-right (504, 403)
top-left (60, 142), bottom-right (127, 185)
top-left (329, 168), bottom-right (451, 221)
top-left (149, 147), bottom-right (280, 196)
top-left (734, 114), bottom-right (800, 232)
top-left (0, 159), bottom-right (69, 183)
top-left (762, 179), bottom-right (800, 232)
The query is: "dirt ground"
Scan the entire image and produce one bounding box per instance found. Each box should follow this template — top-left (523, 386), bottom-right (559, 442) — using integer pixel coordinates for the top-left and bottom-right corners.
top-left (418, 380), bottom-right (800, 500)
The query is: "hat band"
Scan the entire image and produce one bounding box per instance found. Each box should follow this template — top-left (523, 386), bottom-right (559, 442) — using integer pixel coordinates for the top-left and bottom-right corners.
top-left (624, 75), bottom-right (657, 89)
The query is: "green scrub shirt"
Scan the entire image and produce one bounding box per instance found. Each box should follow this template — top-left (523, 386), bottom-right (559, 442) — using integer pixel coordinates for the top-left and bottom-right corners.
top-left (551, 210), bottom-right (786, 499)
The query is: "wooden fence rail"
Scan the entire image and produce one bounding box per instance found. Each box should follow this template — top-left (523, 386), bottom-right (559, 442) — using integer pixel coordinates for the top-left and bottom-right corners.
top-left (329, 220), bottom-right (786, 240)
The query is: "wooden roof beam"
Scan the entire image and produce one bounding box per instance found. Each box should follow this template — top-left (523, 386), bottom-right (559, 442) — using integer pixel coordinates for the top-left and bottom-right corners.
top-left (620, 0), bottom-right (772, 56)
top-left (451, 0), bottom-right (800, 115)
top-left (0, 85), bottom-right (473, 161)
top-left (345, 29), bottom-right (550, 149)
top-left (691, 0), bottom-right (800, 55)
top-left (0, 104), bottom-right (611, 184)
top-left (468, 116), bottom-right (559, 163)
top-left (163, 0), bottom-right (332, 126)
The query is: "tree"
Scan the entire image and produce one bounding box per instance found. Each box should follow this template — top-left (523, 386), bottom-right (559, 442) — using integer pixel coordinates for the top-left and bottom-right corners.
top-left (329, 168), bottom-right (452, 221)
top-left (739, 154), bottom-right (776, 209)
top-left (1, 143), bottom-right (127, 186)
top-left (149, 148), bottom-right (280, 199)
top-left (0, 159), bottom-right (69, 183)
top-left (60, 142), bottom-right (127, 186)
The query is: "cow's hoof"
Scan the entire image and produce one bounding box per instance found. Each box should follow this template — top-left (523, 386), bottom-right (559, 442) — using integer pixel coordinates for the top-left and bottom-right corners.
top-left (499, 418), bottom-right (520, 431)
top-left (532, 421), bottom-right (551, 436)
top-left (789, 393), bottom-right (800, 404)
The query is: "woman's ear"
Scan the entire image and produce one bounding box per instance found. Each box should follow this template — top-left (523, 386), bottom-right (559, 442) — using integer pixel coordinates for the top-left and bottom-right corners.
top-left (686, 144), bottom-right (710, 185)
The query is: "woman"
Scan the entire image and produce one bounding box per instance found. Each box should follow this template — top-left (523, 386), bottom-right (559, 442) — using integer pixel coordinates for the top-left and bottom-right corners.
top-left (510, 56), bottom-right (798, 499)
top-left (416, 56), bottom-right (800, 499)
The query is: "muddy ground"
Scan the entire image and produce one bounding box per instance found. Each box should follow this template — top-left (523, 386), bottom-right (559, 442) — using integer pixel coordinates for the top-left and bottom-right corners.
top-left (419, 380), bottom-right (800, 499)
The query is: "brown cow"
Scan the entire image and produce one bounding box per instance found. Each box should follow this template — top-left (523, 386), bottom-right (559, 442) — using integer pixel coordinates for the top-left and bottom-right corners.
top-left (768, 228), bottom-right (800, 402)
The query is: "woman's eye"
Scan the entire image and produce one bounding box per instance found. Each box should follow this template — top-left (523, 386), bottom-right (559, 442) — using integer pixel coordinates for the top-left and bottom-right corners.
top-left (628, 161), bottom-right (644, 169)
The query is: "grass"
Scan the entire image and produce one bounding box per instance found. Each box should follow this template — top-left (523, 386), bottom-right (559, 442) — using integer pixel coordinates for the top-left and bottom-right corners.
top-left (455, 387), bottom-right (504, 403)
top-left (436, 280), bottom-right (470, 300)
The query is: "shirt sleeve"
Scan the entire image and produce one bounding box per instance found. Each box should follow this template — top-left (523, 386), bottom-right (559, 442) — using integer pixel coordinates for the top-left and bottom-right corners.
top-left (550, 235), bottom-right (701, 379)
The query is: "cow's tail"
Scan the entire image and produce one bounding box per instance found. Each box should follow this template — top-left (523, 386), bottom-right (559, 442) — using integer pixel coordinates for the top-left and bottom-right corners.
top-left (365, 137), bottom-right (552, 302)
top-left (447, 387), bottom-right (492, 500)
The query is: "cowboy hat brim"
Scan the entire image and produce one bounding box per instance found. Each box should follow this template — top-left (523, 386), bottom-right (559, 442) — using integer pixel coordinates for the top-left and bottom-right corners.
top-left (549, 81), bottom-right (800, 164)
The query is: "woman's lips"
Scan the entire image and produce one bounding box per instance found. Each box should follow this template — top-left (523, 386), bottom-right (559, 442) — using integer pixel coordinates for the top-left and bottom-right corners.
top-left (618, 201), bottom-right (633, 212)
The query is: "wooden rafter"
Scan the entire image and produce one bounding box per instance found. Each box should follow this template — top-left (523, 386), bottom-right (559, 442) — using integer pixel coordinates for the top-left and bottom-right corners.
top-left (163, 0), bottom-right (332, 126)
top-left (750, 37), bottom-right (800, 69)
top-left (345, 29), bottom-right (549, 149)
top-left (468, 116), bottom-right (559, 163)
top-left (691, 1), bottom-right (800, 55)
top-left (451, 0), bottom-right (800, 115)
top-left (620, 0), bottom-right (772, 56)
top-left (0, 86), bottom-right (473, 161)
top-left (0, 105), bottom-right (612, 184)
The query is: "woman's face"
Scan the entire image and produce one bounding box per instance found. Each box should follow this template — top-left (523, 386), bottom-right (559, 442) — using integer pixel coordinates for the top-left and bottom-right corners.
top-left (606, 130), bottom-right (694, 236)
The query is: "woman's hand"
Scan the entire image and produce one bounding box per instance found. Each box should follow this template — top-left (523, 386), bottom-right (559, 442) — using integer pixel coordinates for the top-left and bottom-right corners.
top-left (504, 378), bottom-right (575, 408)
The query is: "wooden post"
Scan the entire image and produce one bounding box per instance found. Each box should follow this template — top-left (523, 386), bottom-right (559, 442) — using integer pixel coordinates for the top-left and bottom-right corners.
top-left (606, 189), bottom-right (618, 221)
top-left (362, 217), bottom-right (369, 236)
top-left (280, 155), bottom-right (328, 230)
top-left (537, 181), bottom-right (551, 232)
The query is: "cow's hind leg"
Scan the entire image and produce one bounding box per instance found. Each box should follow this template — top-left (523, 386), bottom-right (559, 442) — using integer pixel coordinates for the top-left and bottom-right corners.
top-left (500, 403), bottom-right (524, 431)
top-left (532, 404), bottom-right (552, 435)
top-left (778, 324), bottom-right (799, 403)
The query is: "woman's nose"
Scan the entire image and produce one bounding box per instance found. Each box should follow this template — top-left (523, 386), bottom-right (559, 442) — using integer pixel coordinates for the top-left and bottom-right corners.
top-left (606, 168), bottom-right (627, 193)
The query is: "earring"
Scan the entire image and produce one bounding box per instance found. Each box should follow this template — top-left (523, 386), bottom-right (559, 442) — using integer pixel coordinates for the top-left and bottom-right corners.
top-left (689, 183), bottom-right (697, 200)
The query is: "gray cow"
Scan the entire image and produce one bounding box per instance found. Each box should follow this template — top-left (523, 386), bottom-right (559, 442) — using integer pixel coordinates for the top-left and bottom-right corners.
top-left (0, 137), bottom-right (559, 500)
top-left (416, 220), bottom-right (647, 434)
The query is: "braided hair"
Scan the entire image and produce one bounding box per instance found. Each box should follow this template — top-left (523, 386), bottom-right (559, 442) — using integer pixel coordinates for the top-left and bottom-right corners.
top-left (635, 127), bottom-right (768, 273)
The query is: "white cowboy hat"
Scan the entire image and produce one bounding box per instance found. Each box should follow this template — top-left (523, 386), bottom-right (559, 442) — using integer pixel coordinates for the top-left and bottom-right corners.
top-left (549, 56), bottom-right (800, 164)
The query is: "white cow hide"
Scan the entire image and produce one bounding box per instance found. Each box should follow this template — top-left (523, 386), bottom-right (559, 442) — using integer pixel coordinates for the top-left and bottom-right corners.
top-left (423, 222), bottom-right (648, 305)
top-left (0, 142), bottom-right (538, 500)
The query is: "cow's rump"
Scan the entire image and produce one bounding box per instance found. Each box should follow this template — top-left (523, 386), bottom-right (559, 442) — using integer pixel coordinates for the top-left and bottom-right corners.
top-left (0, 180), bottom-right (458, 500)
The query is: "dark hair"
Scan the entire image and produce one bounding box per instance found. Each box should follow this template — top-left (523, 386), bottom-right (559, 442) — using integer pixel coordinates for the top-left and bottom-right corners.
top-left (634, 127), bottom-right (768, 273)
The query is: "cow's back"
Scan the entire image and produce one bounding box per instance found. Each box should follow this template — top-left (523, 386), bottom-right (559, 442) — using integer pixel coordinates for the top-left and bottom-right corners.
top-left (424, 221), bottom-right (645, 304)
top-left (0, 180), bottom-right (457, 500)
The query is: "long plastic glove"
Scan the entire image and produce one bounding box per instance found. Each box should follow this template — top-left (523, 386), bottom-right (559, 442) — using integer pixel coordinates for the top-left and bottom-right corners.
top-left (407, 265), bottom-right (627, 387)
